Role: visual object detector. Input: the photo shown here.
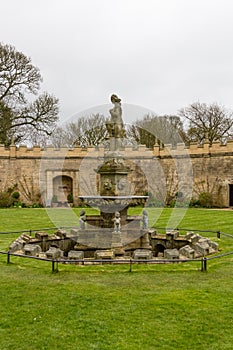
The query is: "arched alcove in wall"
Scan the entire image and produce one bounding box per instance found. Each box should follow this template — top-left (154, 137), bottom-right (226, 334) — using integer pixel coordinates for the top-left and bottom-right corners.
top-left (53, 175), bottom-right (73, 204)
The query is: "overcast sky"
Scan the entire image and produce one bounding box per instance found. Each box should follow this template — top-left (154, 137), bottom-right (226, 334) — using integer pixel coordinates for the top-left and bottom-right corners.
top-left (1, 0), bottom-right (233, 123)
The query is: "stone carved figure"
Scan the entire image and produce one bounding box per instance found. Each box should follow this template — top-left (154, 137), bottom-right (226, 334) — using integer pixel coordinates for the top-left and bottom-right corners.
top-left (79, 210), bottom-right (86, 229)
top-left (103, 178), bottom-right (112, 191)
top-left (113, 211), bottom-right (121, 232)
top-left (106, 94), bottom-right (125, 138)
top-left (117, 178), bottom-right (127, 191)
top-left (142, 210), bottom-right (148, 230)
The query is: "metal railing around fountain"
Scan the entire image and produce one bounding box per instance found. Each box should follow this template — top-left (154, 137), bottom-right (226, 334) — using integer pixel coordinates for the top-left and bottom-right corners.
top-left (0, 227), bottom-right (233, 273)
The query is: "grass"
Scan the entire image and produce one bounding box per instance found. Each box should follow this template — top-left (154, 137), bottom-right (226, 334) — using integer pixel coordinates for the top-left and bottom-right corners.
top-left (0, 208), bottom-right (233, 350)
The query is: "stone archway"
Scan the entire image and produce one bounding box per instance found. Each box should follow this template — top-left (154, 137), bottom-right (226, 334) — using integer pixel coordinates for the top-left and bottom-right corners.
top-left (53, 175), bottom-right (73, 206)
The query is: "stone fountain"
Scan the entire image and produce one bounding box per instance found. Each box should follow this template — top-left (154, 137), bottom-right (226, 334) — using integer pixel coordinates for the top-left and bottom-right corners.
top-left (76, 94), bottom-right (152, 256)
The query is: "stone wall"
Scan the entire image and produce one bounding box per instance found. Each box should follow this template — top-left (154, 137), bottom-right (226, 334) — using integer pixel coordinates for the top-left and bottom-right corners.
top-left (0, 139), bottom-right (233, 207)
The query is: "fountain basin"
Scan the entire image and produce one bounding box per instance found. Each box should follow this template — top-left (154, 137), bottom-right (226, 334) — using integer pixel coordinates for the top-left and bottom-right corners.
top-left (79, 195), bottom-right (148, 209)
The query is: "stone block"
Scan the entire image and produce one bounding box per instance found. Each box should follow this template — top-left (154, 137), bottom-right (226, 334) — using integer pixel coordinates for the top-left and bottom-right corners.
top-left (94, 250), bottom-right (115, 259)
top-left (21, 234), bottom-right (31, 242)
top-left (55, 229), bottom-right (67, 238)
top-left (24, 244), bottom-right (41, 256)
top-left (133, 249), bottom-right (153, 260)
top-left (193, 242), bottom-right (210, 256)
top-left (68, 250), bottom-right (84, 260)
top-left (198, 237), bottom-right (208, 243)
top-left (35, 232), bottom-right (49, 240)
top-left (112, 247), bottom-right (125, 256)
top-left (149, 229), bottom-right (157, 237)
top-left (9, 242), bottom-right (22, 252)
top-left (16, 237), bottom-right (27, 244)
top-left (209, 241), bottom-right (218, 251)
top-left (189, 234), bottom-right (202, 243)
top-left (179, 245), bottom-right (195, 259)
top-left (186, 231), bottom-right (195, 240)
top-left (164, 248), bottom-right (179, 259)
top-left (166, 230), bottom-right (179, 240)
top-left (45, 247), bottom-right (62, 259)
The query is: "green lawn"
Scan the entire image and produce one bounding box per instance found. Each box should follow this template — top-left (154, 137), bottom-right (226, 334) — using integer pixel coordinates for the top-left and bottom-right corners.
top-left (0, 208), bottom-right (233, 350)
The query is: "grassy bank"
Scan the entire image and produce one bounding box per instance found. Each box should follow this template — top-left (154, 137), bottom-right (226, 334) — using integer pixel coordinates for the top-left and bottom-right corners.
top-left (0, 208), bottom-right (233, 350)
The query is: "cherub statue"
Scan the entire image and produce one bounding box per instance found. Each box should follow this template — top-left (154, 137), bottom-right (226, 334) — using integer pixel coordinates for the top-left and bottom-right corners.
top-left (113, 211), bottom-right (121, 232)
top-left (142, 210), bottom-right (148, 230)
top-left (79, 210), bottom-right (86, 229)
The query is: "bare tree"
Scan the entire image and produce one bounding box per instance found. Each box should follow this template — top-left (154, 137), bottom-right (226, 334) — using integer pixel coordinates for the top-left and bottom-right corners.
top-left (0, 42), bottom-right (59, 145)
top-left (179, 102), bottom-right (233, 144)
top-left (127, 114), bottom-right (186, 148)
top-left (49, 114), bottom-right (108, 148)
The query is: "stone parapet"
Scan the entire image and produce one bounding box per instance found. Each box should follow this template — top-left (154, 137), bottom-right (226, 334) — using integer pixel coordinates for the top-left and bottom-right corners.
top-left (0, 139), bottom-right (232, 160)
top-left (153, 140), bottom-right (233, 158)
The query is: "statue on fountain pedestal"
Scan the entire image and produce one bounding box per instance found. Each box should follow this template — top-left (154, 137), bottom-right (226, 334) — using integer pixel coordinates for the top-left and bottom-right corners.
top-left (106, 94), bottom-right (125, 139)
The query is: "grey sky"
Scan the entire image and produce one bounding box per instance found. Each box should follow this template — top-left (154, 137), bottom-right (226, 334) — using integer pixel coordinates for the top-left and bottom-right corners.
top-left (1, 0), bottom-right (233, 123)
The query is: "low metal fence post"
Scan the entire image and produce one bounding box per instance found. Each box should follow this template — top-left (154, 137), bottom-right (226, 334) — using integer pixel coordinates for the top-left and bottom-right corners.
top-left (129, 258), bottom-right (132, 272)
top-left (52, 260), bottom-right (59, 273)
top-left (204, 257), bottom-right (207, 271)
top-left (201, 257), bottom-right (207, 272)
top-left (217, 231), bottom-right (221, 239)
top-left (7, 251), bottom-right (10, 264)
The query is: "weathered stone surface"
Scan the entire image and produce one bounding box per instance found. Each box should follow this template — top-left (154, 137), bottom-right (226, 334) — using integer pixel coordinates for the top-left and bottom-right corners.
top-left (186, 232), bottom-right (195, 240)
top-left (9, 233), bottom-right (32, 252)
top-left (9, 242), bottom-right (22, 252)
top-left (21, 234), bottom-right (31, 242)
top-left (209, 241), bottom-right (219, 251)
top-left (111, 244), bottom-right (125, 256)
top-left (68, 250), bottom-right (84, 260)
top-left (149, 229), bottom-right (157, 237)
top-left (55, 229), bottom-right (67, 238)
top-left (133, 249), bottom-right (153, 260)
top-left (24, 244), bottom-right (41, 256)
top-left (179, 245), bottom-right (195, 259)
top-left (166, 230), bottom-right (179, 240)
top-left (45, 247), bottom-right (62, 259)
top-left (193, 242), bottom-right (210, 256)
top-left (94, 250), bottom-right (115, 259)
top-left (35, 232), bottom-right (49, 240)
top-left (74, 243), bottom-right (90, 251)
top-left (164, 248), bottom-right (179, 259)
top-left (187, 233), bottom-right (202, 243)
